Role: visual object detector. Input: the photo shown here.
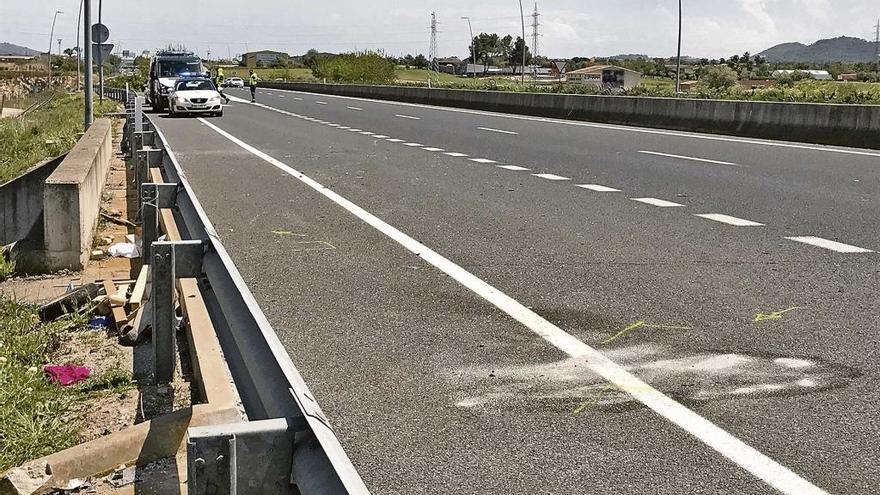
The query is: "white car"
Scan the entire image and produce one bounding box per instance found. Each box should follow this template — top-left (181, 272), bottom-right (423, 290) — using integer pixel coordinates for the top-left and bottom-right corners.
top-left (168, 78), bottom-right (224, 117)
top-left (225, 77), bottom-right (245, 88)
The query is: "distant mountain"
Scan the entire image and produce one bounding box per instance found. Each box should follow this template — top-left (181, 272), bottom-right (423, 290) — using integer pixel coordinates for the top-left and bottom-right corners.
top-left (758, 36), bottom-right (878, 63)
top-left (0, 42), bottom-right (41, 56)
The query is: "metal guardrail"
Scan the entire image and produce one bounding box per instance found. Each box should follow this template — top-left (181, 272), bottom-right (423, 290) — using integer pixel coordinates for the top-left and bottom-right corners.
top-left (105, 88), bottom-right (370, 495)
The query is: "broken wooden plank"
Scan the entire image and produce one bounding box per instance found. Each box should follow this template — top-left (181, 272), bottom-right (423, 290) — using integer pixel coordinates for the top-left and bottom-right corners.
top-left (129, 266), bottom-right (150, 310)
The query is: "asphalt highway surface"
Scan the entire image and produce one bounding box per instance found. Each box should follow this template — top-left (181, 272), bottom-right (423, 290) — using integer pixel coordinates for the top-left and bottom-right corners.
top-left (152, 86), bottom-right (880, 494)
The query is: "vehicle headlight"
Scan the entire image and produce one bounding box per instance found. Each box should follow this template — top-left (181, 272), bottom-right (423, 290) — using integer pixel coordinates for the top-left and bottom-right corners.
top-left (209, 95), bottom-right (221, 102)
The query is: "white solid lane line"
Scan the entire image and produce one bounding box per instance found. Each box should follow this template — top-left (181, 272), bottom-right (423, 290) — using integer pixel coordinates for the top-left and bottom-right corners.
top-left (315, 101), bottom-right (328, 105)
top-left (422, 147), bottom-right (445, 152)
top-left (478, 126), bottom-right (519, 135)
top-left (444, 152), bottom-right (468, 157)
top-left (532, 173), bottom-right (570, 181)
top-left (577, 184), bottom-right (621, 192)
top-left (347, 106), bottom-right (364, 111)
top-left (638, 150), bottom-right (740, 166)
top-left (265, 88), bottom-right (880, 158)
top-left (695, 214), bottom-right (765, 227)
top-left (197, 117), bottom-right (828, 495)
top-left (395, 114), bottom-right (421, 120)
top-left (469, 158), bottom-right (497, 164)
top-left (631, 197), bottom-right (685, 207)
top-left (497, 165), bottom-right (530, 171)
top-left (785, 236), bottom-right (874, 253)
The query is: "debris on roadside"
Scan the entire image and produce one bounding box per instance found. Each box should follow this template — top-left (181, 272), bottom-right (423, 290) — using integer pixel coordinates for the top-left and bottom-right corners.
top-left (99, 210), bottom-right (137, 229)
top-left (0, 462), bottom-right (53, 495)
top-left (44, 364), bottom-right (91, 386)
top-left (106, 243), bottom-right (139, 259)
top-left (37, 284), bottom-right (100, 322)
top-left (105, 465), bottom-right (137, 488)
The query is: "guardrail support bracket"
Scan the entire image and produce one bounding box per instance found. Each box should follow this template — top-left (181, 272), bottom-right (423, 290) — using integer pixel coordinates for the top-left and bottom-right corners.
top-left (187, 418), bottom-right (305, 495)
top-left (151, 240), bottom-right (205, 382)
top-left (141, 183), bottom-right (179, 265)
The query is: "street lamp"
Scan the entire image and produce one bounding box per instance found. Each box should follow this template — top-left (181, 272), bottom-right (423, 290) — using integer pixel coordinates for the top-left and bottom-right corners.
top-left (461, 16), bottom-right (475, 78)
top-left (48, 10), bottom-right (63, 88)
top-left (518, 0), bottom-right (526, 84)
top-left (675, 0), bottom-right (682, 94)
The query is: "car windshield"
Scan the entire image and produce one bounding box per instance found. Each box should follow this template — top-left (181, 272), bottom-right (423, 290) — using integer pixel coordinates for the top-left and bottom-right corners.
top-left (159, 60), bottom-right (203, 77)
top-left (176, 80), bottom-right (215, 91)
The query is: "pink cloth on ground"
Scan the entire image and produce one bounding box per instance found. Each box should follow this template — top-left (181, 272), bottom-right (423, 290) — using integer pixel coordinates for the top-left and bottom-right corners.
top-left (43, 364), bottom-right (91, 386)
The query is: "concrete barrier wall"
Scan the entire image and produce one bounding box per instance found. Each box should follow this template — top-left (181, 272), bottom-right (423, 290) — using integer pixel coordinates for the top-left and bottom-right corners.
top-left (263, 82), bottom-right (880, 149)
top-left (43, 118), bottom-right (114, 270)
top-left (0, 154), bottom-right (66, 246)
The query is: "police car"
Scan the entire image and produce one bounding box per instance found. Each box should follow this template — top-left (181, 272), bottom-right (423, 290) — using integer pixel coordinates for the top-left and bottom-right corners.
top-left (167, 77), bottom-right (224, 117)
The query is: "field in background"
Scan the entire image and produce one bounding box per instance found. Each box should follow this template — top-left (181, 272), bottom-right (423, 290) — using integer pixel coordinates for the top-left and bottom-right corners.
top-left (0, 93), bottom-right (117, 184)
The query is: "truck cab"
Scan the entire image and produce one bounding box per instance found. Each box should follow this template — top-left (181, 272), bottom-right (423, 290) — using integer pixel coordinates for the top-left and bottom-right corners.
top-left (147, 51), bottom-right (206, 112)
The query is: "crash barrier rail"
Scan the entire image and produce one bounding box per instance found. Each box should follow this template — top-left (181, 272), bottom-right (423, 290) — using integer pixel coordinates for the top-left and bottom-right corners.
top-left (261, 81), bottom-right (880, 150)
top-left (105, 88), bottom-right (369, 494)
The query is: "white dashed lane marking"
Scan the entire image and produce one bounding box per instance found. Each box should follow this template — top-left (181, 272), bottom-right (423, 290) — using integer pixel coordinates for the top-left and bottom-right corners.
top-left (360, 131), bottom-right (375, 135)
top-left (315, 101), bottom-right (328, 105)
top-left (577, 184), bottom-right (621, 192)
top-left (696, 214), bottom-right (764, 227)
top-left (395, 114), bottom-right (421, 120)
top-left (403, 142), bottom-right (424, 147)
top-left (497, 165), bottom-right (530, 171)
top-left (784, 236), bottom-right (874, 253)
top-left (293, 97), bottom-right (303, 100)
top-left (422, 147), bottom-right (445, 152)
top-left (444, 152), bottom-right (468, 157)
top-left (478, 126), bottom-right (519, 135)
top-left (469, 158), bottom-right (497, 164)
top-left (532, 173), bottom-right (570, 181)
top-left (631, 197), bottom-right (685, 208)
top-left (386, 138), bottom-right (405, 143)
top-left (347, 106), bottom-right (364, 111)
top-left (638, 150), bottom-right (740, 167)
top-left (373, 135), bottom-right (390, 139)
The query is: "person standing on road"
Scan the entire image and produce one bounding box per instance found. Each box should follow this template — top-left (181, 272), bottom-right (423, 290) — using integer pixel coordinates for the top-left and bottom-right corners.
top-left (249, 70), bottom-right (260, 103)
top-left (214, 66), bottom-right (230, 104)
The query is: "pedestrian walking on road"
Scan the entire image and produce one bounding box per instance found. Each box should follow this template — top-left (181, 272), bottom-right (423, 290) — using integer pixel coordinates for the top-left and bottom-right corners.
top-left (214, 67), bottom-right (230, 104)
top-left (249, 70), bottom-right (260, 103)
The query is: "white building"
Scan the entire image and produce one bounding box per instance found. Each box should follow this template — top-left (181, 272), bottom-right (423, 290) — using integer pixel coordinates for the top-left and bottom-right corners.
top-left (566, 65), bottom-right (642, 89)
top-left (772, 70), bottom-right (832, 81)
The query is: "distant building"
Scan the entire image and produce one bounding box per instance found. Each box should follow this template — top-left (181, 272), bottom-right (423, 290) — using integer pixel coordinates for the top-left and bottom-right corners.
top-left (566, 65), bottom-right (642, 89)
top-left (838, 73), bottom-right (858, 81)
top-left (241, 50), bottom-right (290, 68)
top-left (772, 69), bottom-right (832, 80)
top-left (738, 79), bottom-right (775, 90)
top-left (436, 57), bottom-right (461, 74)
top-left (0, 55), bottom-right (41, 71)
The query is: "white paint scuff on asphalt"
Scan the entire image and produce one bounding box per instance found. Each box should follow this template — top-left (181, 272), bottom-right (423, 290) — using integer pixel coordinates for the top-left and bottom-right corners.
top-left (196, 117), bottom-right (829, 495)
top-left (784, 236), bottom-right (874, 253)
top-left (478, 126), bottom-right (519, 135)
top-left (631, 197), bottom-right (685, 208)
top-left (695, 214), bottom-right (765, 227)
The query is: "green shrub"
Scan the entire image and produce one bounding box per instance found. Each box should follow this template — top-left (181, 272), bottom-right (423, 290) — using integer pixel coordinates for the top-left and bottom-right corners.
top-left (310, 52), bottom-right (395, 84)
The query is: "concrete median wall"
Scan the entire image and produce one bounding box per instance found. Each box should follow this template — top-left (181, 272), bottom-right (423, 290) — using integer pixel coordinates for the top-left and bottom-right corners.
top-left (42, 118), bottom-right (114, 270)
top-left (263, 82), bottom-right (880, 150)
top-left (0, 154), bottom-right (66, 247)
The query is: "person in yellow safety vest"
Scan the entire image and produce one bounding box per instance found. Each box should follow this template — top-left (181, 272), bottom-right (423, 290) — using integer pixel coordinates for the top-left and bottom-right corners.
top-left (249, 70), bottom-right (260, 102)
top-left (214, 67), bottom-right (230, 104)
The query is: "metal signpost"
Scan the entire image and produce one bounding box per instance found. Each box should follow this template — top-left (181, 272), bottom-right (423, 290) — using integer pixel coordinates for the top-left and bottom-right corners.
top-left (92, 22), bottom-right (110, 102)
top-left (554, 60), bottom-right (567, 83)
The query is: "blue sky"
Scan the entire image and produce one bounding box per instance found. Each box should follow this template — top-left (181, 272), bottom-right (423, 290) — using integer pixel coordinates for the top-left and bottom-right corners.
top-left (3, 1), bottom-right (877, 59)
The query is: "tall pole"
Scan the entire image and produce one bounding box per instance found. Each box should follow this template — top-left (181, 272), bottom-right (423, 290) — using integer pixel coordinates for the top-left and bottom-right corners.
top-left (874, 19), bottom-right (880, 64)
top-left (98, 0), bottom-right (104, 103)
top-left (675, 0), bottom-right (682, 94)
top-left (83, 0), bottom-right (93, 130)
top-left (48, 10), bottom-right (63, 89)
top-left (76, 0), bottom-right (83, 91)
top-left (518, 0), bottom-right (526, 84)
top-left (462, 17), bottom-right (475, 78)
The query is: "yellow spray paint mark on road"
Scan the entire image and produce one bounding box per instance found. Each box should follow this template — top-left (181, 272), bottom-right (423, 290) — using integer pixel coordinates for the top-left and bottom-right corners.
top-left (272, 229), bottom-right (307, 237)
top-left (571, 384), bottom-right (617, 416)
top-left (754, 306), bottom-right (803, 323)
top-left (602, 320), bottom-right (693, 345)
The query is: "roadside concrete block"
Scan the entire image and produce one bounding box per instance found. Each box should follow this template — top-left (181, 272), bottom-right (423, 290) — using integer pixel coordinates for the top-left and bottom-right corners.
top-left (0, 462), bottom-right (53, 495)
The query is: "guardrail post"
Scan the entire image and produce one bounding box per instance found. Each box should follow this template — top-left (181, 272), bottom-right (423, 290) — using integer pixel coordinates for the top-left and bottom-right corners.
top-left (151, 240), bottom-right (204, 383)
top-left (135, 148), bottom-right (162, 219)
top-left (187, 418), bottom-right (305, 495)
top-left (141, 183), bottom-right (179, 265)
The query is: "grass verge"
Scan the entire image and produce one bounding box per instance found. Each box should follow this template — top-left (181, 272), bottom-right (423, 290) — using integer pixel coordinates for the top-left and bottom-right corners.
top-left (0, 296), bottom-right (134, 471)
top-left (0, 92), bottom-right (117, 184)
top-left (0, 252), bottom-right (13, 281)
